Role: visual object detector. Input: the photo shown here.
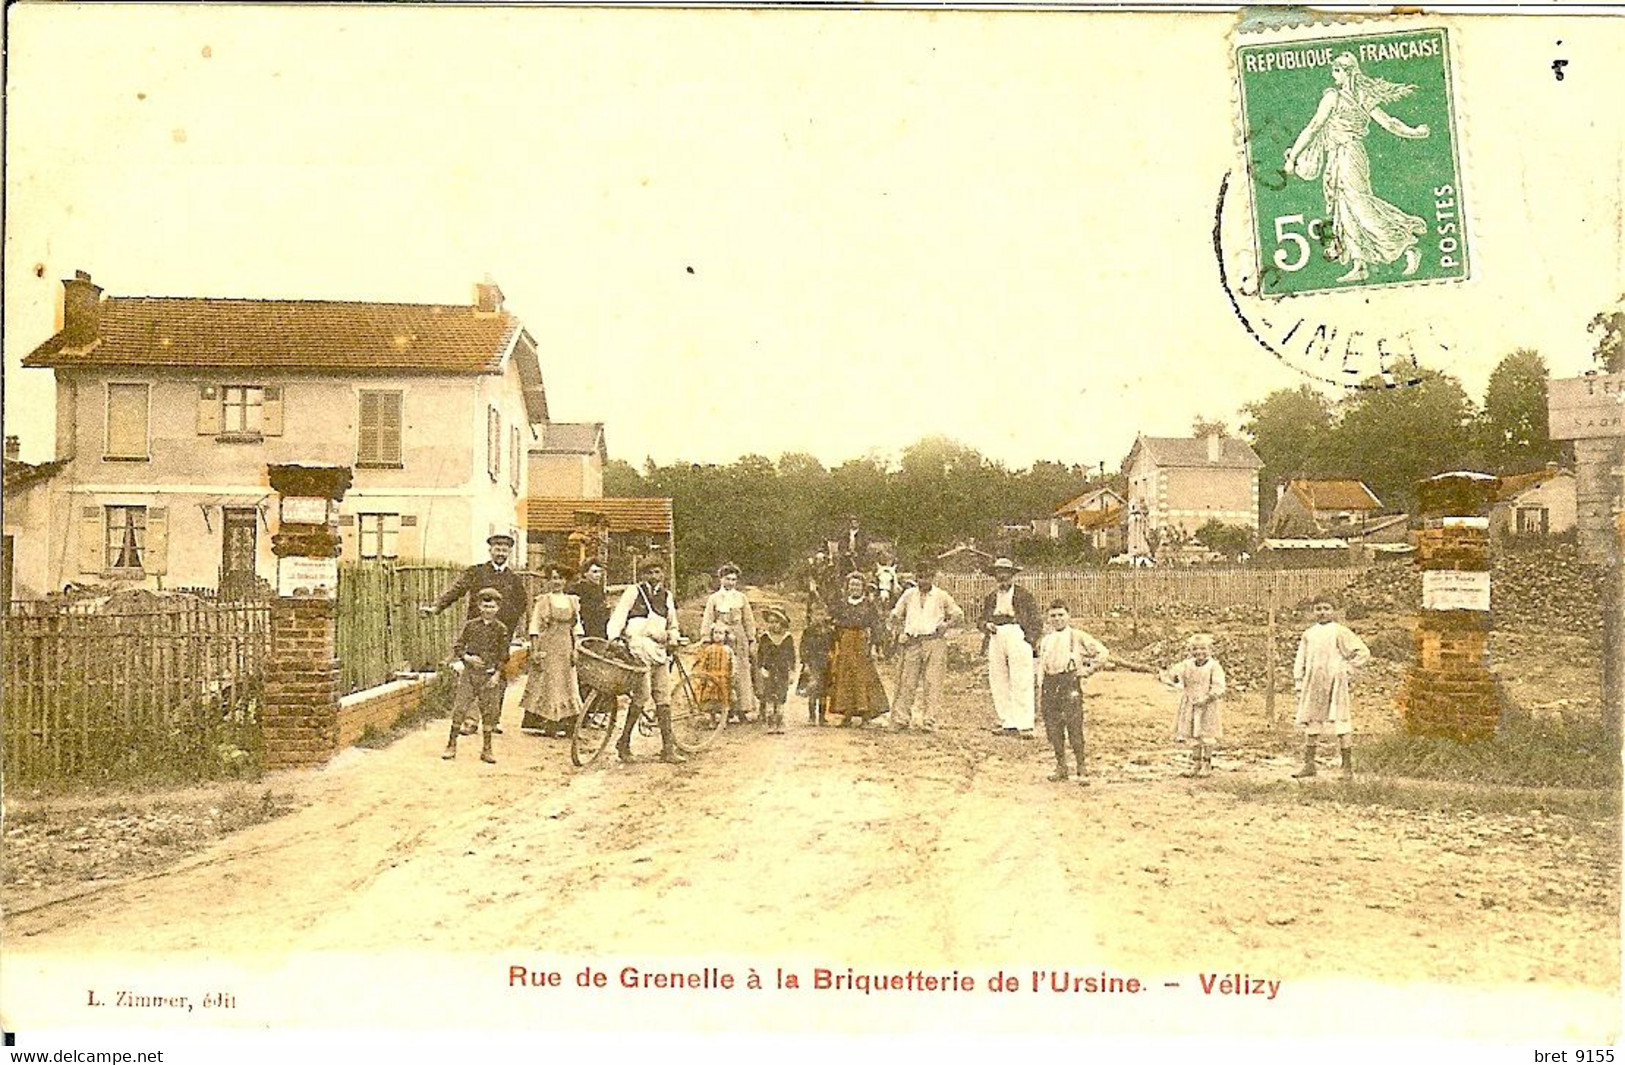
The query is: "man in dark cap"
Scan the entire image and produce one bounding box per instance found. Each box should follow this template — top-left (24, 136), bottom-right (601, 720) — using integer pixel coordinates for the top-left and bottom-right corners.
top-left (567, 559), bottom-right (611, 640)
top-left (422, 532), bottom-right (530, 639)
top-left (422, 532), bottom-right (530, 734)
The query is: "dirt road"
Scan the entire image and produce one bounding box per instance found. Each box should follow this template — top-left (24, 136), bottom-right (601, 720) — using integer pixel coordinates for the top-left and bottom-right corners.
top-left (4, 612), bottom-right (1618, 1040)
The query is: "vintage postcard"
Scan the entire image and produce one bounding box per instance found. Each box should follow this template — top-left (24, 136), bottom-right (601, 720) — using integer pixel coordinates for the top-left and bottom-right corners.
top-left (1, 5), bottom-right (1620, 1062)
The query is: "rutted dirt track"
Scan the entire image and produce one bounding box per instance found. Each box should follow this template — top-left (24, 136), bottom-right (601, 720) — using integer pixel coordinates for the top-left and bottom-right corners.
top-left (3, 599), bottom-right (1619, 1039)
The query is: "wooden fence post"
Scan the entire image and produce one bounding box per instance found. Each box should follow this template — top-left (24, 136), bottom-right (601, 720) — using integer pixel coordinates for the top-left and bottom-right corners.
top-left (1265, 571), bottom-right (1278, 731)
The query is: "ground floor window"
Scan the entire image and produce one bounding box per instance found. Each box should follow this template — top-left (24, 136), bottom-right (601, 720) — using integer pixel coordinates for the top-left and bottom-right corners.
top-left (106, 505), bottom-right (147, 571)
top-left (1516, 506), bottom-right (1549, 536)
top-left (358, 513), bottom-right (401, 559)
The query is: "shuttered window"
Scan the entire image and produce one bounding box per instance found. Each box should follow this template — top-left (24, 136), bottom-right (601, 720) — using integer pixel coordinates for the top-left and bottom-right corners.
top-left (509, 426), bottom-right (521, 494)
top-left (222, 386), bottom-right (264, 433)
top-left (357, 391), bottom-right (403, 467)
top-left (487, 405), bottom-right (501, 482)
top-left (105, 383), bottom-right (150, 459)
top-left (105, 506), bottom-right (146, 570)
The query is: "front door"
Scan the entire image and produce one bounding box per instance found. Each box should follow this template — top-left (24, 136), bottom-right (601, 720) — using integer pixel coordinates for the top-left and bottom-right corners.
top-left (220, 507), bottom-right (259, 599)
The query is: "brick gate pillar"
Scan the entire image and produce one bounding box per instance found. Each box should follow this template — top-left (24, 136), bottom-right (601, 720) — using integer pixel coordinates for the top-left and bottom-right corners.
top-left (1402, 471), bottom-right (1500, 741)
top-left (263, 464), bottom-right (354, 770)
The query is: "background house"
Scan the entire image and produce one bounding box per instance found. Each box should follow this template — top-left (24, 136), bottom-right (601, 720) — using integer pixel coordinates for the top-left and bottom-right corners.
top-left (3, 436), bottom-right (67, 602)
top-left (1269, 478), bottom-right (1384, 537)
top-left (18, 271), bottom-right (547, 597)
top-left (1053, 486), bottom-right (1125, 524)
top-left (1122, 430), bottom-right (1263, 556)
top-left (1490, 466), bottom-right (1578, 538)
top-left (528, 421), bottom-right (606, 498)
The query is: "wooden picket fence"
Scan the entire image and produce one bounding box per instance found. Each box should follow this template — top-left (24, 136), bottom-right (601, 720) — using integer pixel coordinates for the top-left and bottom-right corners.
top-left (934, 565), bottom-right (1364, 619)
top-left (2, 600), bottom-right (270, 783)
top-left (335, 562), bottom-right (548, 694)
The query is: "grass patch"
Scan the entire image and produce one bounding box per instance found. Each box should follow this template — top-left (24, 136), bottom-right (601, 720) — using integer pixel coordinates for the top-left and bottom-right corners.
top-left (1358, 715), bottom-right (1619, 790)
top-left (1208, 773), bottom-right (1620, 821)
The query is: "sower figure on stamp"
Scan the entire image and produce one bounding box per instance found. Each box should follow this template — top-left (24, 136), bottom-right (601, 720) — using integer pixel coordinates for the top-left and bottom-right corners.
top-left (1283, 51), bottom-right (1431, 284)
top-left (606, 559), bottom-right (685, 764)
top-left (981, 558), bottom-right (1042, 738)
top-left (1293, 597), bottom-right (1371, 779)
top-left (1161, 633), bottom-right (1227, 778)
top-left (887, 560), bottom-right (963, 733)
top-left (421, 532), bottom-right (530, 734)
top-left (1035, 601), bottom-right (1109, 786)
top-left (443, 588), bottom-right (511, 764)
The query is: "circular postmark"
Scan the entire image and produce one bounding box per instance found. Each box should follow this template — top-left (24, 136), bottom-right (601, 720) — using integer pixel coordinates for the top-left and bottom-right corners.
top-left (1214, 169), bottom-right (1454, 393)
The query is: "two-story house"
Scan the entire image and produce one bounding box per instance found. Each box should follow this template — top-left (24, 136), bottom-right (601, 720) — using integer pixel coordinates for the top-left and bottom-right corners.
top-left (1122, 430), bottom-right (1263, 554)
top-left (19, 271), bottom-right (547, 597)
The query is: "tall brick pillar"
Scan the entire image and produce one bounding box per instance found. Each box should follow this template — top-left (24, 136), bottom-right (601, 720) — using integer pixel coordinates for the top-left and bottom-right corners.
top-left (263, 464), bottom-right (354, 771)
top-left (1402, 472), bottom-right (1499, 741)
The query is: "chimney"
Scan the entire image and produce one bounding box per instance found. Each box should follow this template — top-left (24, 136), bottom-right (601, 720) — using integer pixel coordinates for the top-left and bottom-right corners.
top-left (4, 436), bottom-right (19, 461)
top-left (63, 270), bottom-right (103, 346)
top-left (1205, 429), bottom-right (1222, 462)
top-left (1276, 480), bottom-right (1287, 503)
top-left (474, 276), bottom-right (504, 314)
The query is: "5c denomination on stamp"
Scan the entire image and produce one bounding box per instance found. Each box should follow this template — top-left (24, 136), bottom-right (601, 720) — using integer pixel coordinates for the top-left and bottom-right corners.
top-left (1237, 27), bottom-right (1468, 298)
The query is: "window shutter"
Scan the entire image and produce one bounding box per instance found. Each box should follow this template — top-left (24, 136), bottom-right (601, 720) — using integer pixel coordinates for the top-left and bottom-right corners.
top-left (262, 386), bottom-right (284, 436)
top-left (106, 384), bottom-right (150, 458)
top-left (398, 514), bottom-right (421, 560)
top-left (79, 506), bottom-right (105, 574)
top-left (146, 507), bottom-right (169, 575)
top-left (381, 394), bottom-right (402, 466)
top-left (197, 384), bottom-right (221, 435)
top-left (358, 392), bottom-right (379, 463)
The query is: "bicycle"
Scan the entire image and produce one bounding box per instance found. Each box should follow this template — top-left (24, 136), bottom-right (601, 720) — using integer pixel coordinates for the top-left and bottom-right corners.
top-left (570, 637), bottom-right (727, 768)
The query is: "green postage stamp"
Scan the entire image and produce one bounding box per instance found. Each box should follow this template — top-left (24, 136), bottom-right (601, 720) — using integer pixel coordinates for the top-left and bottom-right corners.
top-left (1237, 27), bottom-right (1467, 298)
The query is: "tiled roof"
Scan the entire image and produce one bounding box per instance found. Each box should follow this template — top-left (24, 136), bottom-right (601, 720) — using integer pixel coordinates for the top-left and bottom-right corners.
top-left (1053, 487), bottom-right (1124, 516)
top-left (3, 457), bottom-right (67, 493)
top-left (1129, 435), bottom-right (1264, 471)
top-left (523, 497), bottom-right (672, 534)
top-left (1075, 503), bottom-right (1124, 531)
top-left (24, 296), bottom-right (522, 375)
top-left (1288, 479), bottom-right (1382, 512)
top-left (1495, 467), bottom-right (1570, 500)
top-left (535, 422), bottom-right (606, 457)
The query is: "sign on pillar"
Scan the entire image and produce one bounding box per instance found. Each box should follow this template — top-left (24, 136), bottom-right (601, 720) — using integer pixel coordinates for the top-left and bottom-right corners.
top-left (1402, 472), bottom-right (1499, 741)
top-left (263, 464), bottom-right (354, 770)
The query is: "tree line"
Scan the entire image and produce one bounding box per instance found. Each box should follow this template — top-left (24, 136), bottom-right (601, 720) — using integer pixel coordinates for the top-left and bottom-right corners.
top-left (606, 346), bottom-right (1586, 583)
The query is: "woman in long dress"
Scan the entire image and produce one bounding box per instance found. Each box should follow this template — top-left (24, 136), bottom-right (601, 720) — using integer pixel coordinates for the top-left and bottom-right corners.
top-left (702, 563), bottom-right (758, 722)
top-left (1283, 51), bottom-right (1431, 283)
top-left (520, 563), bottom-right (583, 737)
top-left (823, 572), bottom-right (890, 727)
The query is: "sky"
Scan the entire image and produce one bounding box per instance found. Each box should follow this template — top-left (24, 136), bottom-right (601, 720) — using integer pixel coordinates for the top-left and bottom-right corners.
top-left (4, 6), bottom-right (1622, 473)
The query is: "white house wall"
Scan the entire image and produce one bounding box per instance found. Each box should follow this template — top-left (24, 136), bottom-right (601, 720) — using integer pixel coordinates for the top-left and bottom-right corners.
top-left (23, 368), bottom-right (539, 593)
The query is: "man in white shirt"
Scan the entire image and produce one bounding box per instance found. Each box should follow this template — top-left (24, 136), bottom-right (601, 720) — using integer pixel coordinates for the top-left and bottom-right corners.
top-left (606, 560), bottom-right (685, 764)
top-left (887, 561), bottom-right (964, 731)
top-left (980, 558), bottom-right (1042, 736)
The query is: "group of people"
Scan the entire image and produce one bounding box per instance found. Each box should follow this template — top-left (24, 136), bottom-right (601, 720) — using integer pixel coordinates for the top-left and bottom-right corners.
top-left (423, 536), bottom-right (685, 765)
top-left (425, 534), bottom-right (1375, 786)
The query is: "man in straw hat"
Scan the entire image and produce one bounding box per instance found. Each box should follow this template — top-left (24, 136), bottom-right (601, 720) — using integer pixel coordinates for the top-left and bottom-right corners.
top-left (980, 557), bottom-right (1042, 737)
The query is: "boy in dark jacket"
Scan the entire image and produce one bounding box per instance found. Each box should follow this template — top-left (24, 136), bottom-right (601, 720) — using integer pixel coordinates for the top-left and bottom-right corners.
top-left (444, 588), bottom-right (511, 764)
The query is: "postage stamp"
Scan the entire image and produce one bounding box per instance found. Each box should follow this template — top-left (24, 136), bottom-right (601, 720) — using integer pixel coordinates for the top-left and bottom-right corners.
top-left (1236, 27), bottom-right (1468, 298)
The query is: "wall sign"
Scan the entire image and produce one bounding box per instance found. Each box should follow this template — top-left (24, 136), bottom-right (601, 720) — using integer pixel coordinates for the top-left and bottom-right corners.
top-left (1422, 569), bottom-right (1490, 612)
